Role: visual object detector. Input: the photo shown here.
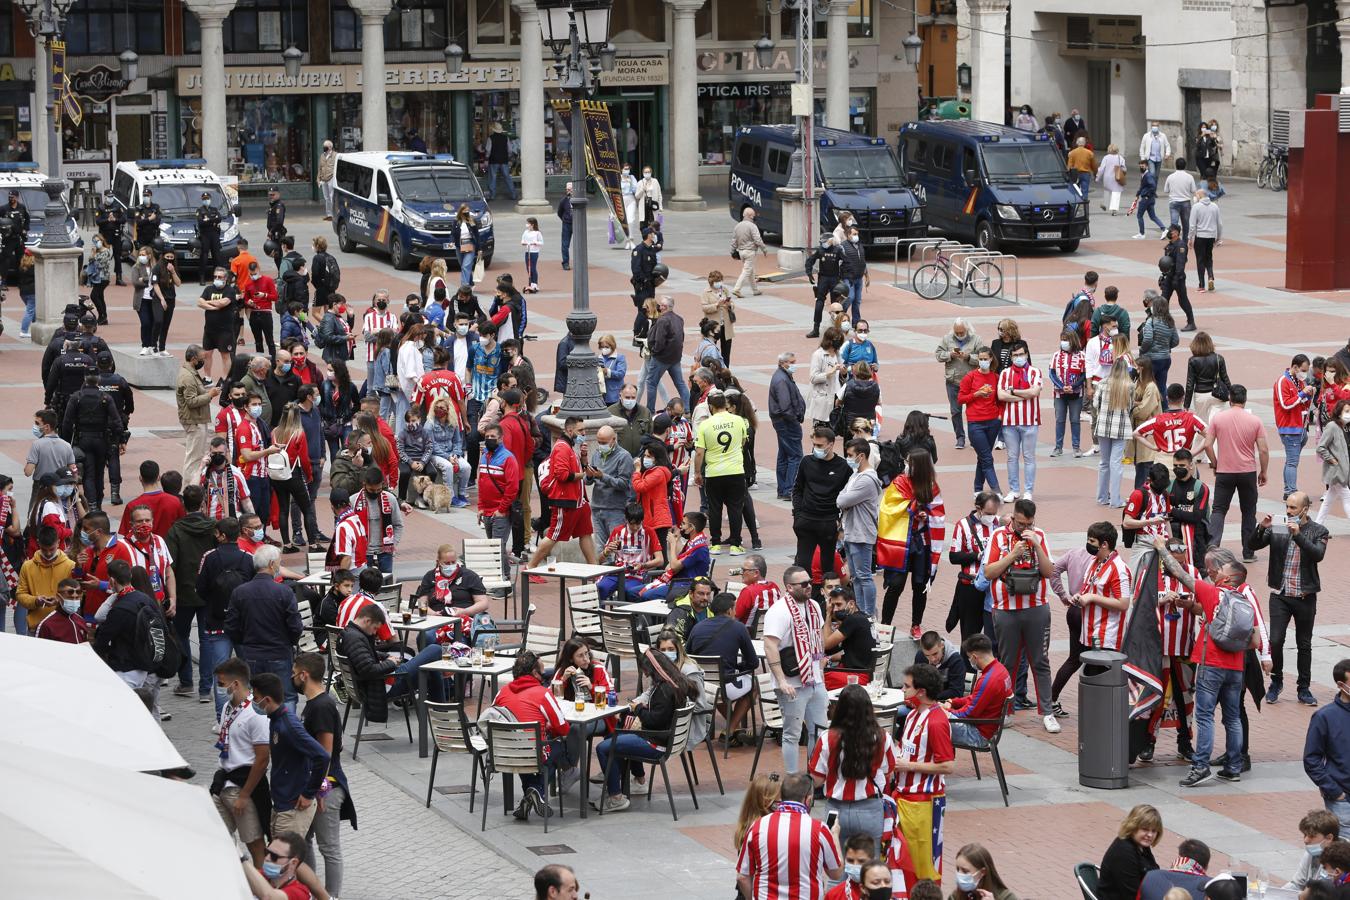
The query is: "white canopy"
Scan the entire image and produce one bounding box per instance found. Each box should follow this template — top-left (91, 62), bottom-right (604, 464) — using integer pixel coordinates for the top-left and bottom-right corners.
top-left (0, 632), bottom-right (187, 772)
top-left (0, 740), bottom-right (252, 899)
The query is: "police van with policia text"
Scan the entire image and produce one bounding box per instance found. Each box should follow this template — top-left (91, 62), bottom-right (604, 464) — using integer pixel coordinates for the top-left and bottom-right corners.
top-left (110, 159), bottom-right (242, 270)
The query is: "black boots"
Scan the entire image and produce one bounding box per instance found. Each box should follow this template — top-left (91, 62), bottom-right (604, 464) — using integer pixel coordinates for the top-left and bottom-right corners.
top-left (110, 484), bottom-right (122, 506)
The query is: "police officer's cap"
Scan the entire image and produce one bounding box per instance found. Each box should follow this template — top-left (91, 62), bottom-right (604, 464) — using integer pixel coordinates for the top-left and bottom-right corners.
top-left (79, 313), bottom-right (97, 328)
top-left (96, 350), bottom-right (114, 365)
top-left (200, 191), bottom-right (211, 200)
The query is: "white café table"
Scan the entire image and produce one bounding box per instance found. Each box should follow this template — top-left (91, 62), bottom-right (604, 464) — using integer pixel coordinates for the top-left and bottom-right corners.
top-left (562, 701), bottom-right (624, 819)
top-left (415, 655), bottom-right (514, 758)
top-left (826, 684), bottom-right (906, 710)
top-left (521, 562), bottom-right (625, 633)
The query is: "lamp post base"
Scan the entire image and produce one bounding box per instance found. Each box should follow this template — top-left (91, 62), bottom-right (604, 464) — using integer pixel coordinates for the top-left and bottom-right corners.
top-left (29, 244), bottom-right (83, 345)
top-left (665, 194), bottom-right (707, 211)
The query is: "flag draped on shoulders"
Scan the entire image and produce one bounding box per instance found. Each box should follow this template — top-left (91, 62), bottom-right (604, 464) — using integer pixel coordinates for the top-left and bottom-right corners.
top-left (876, 475), bottom-right (946, 574)
top-left (1121, 548), bottom-right (1164, 722)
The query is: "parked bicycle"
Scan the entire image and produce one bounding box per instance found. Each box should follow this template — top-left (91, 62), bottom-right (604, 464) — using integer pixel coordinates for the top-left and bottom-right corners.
top-left (1257, 144), bottom-right (1288, 192)
top-left (912, 248), bottom-right (1003, 299)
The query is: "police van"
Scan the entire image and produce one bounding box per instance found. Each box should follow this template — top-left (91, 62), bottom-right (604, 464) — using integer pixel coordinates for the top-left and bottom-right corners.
top-left (110, 159), bottom-right (242, 268)
top-left (727, 124), bottom-right (925, 248)
top-left (898, 120), bottom-right (1088, 253)
top-left (0, 162), bottom-right (82, 249)
top-left (331, 151), bottom-right (494, 271)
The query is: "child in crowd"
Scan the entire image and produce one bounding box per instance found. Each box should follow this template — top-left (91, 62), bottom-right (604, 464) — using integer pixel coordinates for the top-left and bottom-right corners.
top-left (521, 217), bottom-right (543, 294)
top-left (1292, 809), bottom-right (1340, 889)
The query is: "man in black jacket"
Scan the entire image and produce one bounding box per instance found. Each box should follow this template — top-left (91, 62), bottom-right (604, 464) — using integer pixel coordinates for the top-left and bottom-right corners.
top-left (643, 296), bottom-right (689, 410)
top-left (688, 592), bottom-right (759, 742)
top-left (768, 351), bottom-right (806, 500)
top-left (92, 559), bottom-right (164, 715)
top-left (63, 373), bottom-right (124, 509)
top-left (915, 630), bottom-right (968, 701)
top-left (165, 485), bottom-right (222, 700)
top-left (791, 426), bottom-right (850, 575)
top-left (557, 181), bottom-right (573, 270)
top-left (266, 188), bottom-right (287, 270)
top-left (804, 235), bottom-right (845, 338)
top-left (1251, 491), bottom-right (1328, 707)
top-left (339, 604), bottom-right (447, 724)
top-left (224, 543), bottom-right (303, 709)
top-left (1168, 449), bottom-right (1212, 570)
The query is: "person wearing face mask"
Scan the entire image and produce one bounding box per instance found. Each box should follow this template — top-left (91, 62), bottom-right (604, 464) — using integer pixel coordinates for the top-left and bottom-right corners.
top-left (1273, 353), bottom-right (1317, 498)
top-left (197, 266), bottom-right (240, 379)
top-left (837, 227), bottom-right (869, 326)
top-left (1139, 122), bottom-right (1172, 181)
top-left (607, 384), bottom-right (652, 458)
top-left (95, 190), bottom-right (126, 289)
top-left (73, 509), bottom-right (133, 617)
top-left (618, 162), bottom-right (640, 248)
top-left (767, 352), bottom-right (808, 500)
top-left (317, 138), bottom-right (338, 220)
top-left (946, 493), bottom-right (1001, 641)
top-left (841, 319), bottom-right (878, 373)
top-left (32, 578), bottom-right (90, 643)
top-left (996, 346), bottom-right (1042, 502)
top-left (957, 349), bottom-right (1004, 497)
top-left (239, 831), bottom-right (321, 900)
top-left (473, 422), bottom-right (521, 574)
top-left (194, 190), bottom-right (224, 285)
top-left (638, 511), bottom-right (711, 600)
top-left (124, 503), bottom-right (177, 615)
top-left (132, 188), bottom-right (161, 248)
top-left (201, 437), bottom-right (255, 521)
top-left (835, 438), bottom-right (883, 618)
top-left (736, 771), bottom-right (845, 899)
top-left (1250, 492), bottom-right (1327, 707)
top-left (527, 416), bottom-right (598, 569)
top-left (1316, 398), bottom-right (1350, 524)
top-left (291, 653), bottom-right (352, 899)
top-left (949, 842), bottom-right (1019, 900)
top-left (241, 261), bottom-right (279, 358)
top-left (556, 181), bottom-right (574, 270)
top-left (1290, 811), bottom-right (1340, 890)
top-left (583, 424), bottom-right (634, 541)
top-left (826, 834), bottom-right (877, 900)
top-left (93, 557), bottom-right (171, 721)
top-left (361, 290), bottom-right (398, 363)
top-left (250, 672), bottom-right (330, 841)
top-left (234, 391), bottom-right (282, 538)
top-left (699, 270), bottom-right (737, 363)
top-left (593, 333), bottom-right (627, 405)
top-left (1124, 463), bottom-right (1175, 559)
top-left (635, 165), bottom-right (663, 233)
top-left (15, 524), bottom-right (76, 632)
top-left (223, 544), bottom-right (305, 714)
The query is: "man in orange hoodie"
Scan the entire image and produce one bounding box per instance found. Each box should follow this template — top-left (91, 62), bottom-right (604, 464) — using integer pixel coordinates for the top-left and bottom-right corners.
top-left (229, 237), bottom-right (258, 288)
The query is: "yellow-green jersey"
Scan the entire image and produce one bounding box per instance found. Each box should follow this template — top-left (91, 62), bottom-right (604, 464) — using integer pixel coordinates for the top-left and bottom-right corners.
top-left (695, 411), bottom-right (748, 477)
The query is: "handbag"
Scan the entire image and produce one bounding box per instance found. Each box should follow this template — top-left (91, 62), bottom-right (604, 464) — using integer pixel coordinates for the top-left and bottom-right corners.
top-left (473, 257), bottom-right (485, 283)
top-left (1114, 165), bottom-right (1127, 186)
top-left (730, 248), bottom-right (741, 260)
top-left (1003, 565), bottom-right (1042, 597)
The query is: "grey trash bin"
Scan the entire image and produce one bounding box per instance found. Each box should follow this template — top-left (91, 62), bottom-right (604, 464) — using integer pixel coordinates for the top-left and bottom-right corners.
top-left (1078, 649), bottom-right (1129, 789)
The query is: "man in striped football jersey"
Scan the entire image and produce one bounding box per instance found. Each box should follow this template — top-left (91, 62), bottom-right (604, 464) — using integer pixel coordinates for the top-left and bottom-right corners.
top-left (736, 772), bottom-right (844, 900)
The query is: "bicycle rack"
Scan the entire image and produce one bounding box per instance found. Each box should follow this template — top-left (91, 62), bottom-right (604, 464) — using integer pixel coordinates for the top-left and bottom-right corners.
top-left (893, 238), bottom-right (969, 289)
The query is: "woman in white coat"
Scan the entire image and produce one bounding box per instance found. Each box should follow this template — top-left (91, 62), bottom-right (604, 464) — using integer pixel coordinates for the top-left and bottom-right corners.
top-left (807, 327), bottom-right (845, 428)
top-left (635, 166), bottom-right (664, 235)
top-left (1095, 144), bottom-right (1128, 214)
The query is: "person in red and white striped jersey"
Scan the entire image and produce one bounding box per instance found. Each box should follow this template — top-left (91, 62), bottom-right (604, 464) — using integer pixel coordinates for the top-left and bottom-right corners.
top-left (996, 349), bottom-right (1043, 501)
top-left (336, 567), bottom-right (393, 645)
top-left (736, 772), bottom-right (844, 900)
top-left (1143, 538), bottom-right (1202, 762)
top-left (892, 663), bottom-right (955, 887)
top-left (733, 553), bottom-right (783, 626)
top-left (809, 684), bottom-right (899, 847)
top-left (1124, 463), bottom-right (1174, 549)
top-left (946, 492), bottom-right (1000, 642)
top-left (1075, 522), bottom-right (1133, 652)
top-left (1133, 383), bottom-right (1214, 469)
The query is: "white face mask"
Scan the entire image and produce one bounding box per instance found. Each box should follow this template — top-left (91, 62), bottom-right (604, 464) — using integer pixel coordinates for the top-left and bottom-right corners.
top-left (456, 324), bottom-right (469, 336)
top-left (1341, 412), bottom-right (1350, 424)
top-left (621, 397), bottom-right (637, 410)
top-left (137, 255), bottom-right (148, 265)
top-left (213, 279), bottom-right (225, 288)
top-left (600, 346), bottom-right (613, 357)
top-left (849, 235), bottom-right (859, 243)
top-left (60, 598), bottom-right (81, 614)
top-left (978, 359), bottom-right (991, 371)
top-left (1060, 340), bottom-right (1071, 351)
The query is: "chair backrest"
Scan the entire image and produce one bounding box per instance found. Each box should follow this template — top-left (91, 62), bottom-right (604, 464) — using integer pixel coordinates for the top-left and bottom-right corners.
top-left (373, 582), bottom-right (403, 611)
top-left (334, 653), bottom-right (362, 708)
top-left (295, 597), bottom-right (320, 653)
top-left (426, 700), bottom-right (474, 753)
top-left (598, 609), bottom-right (640, 658)
top-left (871, 643), bottom-right (893, 686)
top-left (305, 551), bottom-right (328, 575)
top-left (875, 623), bottom-right (896, 645)
top-left (689, 654), bottom-right (724, 706)
top-left (1074, 862), bottom-right (1100, 900)
top-left (874, 706), bottom-right (898, 734)
top-left (567, 583), bottom-right (602, 638)
top-left (751, 612), bottom-right (766, 640)
top-left (724, 581), bottom-right (745, 596)
top-left (486, 720), bottom-right (544, 774)
top-left (665, 703), bottom-right (696, 757)
top-left (987, 697), bottom-right (1014, 747)
top-left (754, 672), bottom-right (783, 729)
top-left (463, 537), bottom-right (507, 582)
top-left (524, 620), bottom-right (562, 658)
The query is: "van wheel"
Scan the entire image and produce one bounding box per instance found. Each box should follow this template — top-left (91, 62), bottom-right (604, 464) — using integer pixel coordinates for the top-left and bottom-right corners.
top-left (481, 251), bottom-right (493, 270)
top-left (975, 220), bottom-right (999, 252)
top-left (1059, 240), bottom-right (1080, 253)
top-left (389, 234), bottom-right (410, 270)
top-left (337, 220), bottom-right (356, 253)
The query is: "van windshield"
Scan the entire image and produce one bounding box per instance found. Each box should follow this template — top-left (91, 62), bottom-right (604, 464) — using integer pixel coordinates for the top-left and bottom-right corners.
top-left (146, 184), bottom-right (229, 213)
top-left (393, 167), bottom-right (480, 203)
top-left (979, 145), bottom-right (1065, 183)
top-left (818, 148), bottom-right (902, 187)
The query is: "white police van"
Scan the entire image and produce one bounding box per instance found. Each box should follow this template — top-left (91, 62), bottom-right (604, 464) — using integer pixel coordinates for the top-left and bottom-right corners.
top-left (332, 151), bottom-right (494, 271)
top-left (110, 159), bottom-right (242, 269)
top-left (0, 162), bottom-right (82, 249)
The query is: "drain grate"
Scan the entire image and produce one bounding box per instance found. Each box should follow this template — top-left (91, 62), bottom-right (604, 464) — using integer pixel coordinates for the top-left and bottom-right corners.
top-left (356, 732), bottom-right (393, 741)
top-left (434, 784), bottom-right (474, 795)
top-left (527, 845), bottom-right (576, 856)
top-left (1246, 214), bottom-right (1285, 219)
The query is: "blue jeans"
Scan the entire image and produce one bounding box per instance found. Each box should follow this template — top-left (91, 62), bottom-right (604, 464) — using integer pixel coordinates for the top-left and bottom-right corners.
top-left (644, 359), bottom-right (690, 411)
top-left (1097, 436), bottom-right (1126, 505)
top-left (487, 163), bottom-right (516, 200)
top-left (968, 419), bottom-right (1003, 494)
top-left (844, 276), bottom-right (864, 324)
top-left (949, 720), bottom-right (990, 749)
top-left (560, 219), bottom-right (573, 267)
top-left (1280, 431), bottom-right (1306, 496)
top-left (201, 631), bottom-right (234, 717)
top-left (20, 292), bottom-right (35, 333)
top-left (637, 579), bottom-right (690, 602)
top-left (520, 737), bottom-right (570, 796)
top-left (1137, 197), bottom-right (1165, 234)
top-left (773, 418), bottom-right (803, 497)
top-left (1169, 200), bottom-right (1192, 242)
top-left (388, 643), bottom-right (448, 703)
top-left (1002, 423), bottom-right (1038, 494)
top-left (1192, 664), bottom-right (1244, 773)
top-left (1151, 356), bottom-right (1171, 397)
top-left (242, 655), bottom-right (296, 711)
top-left (525, 251), bottom-right (539, 286)
top-left (592, 507), bottom-right (626, 545)
top-left (1, 602), bottom-right (29, 635)
top-left (1147, 160), bottom-right (1161, 180)
top-left (598, 732), bottom-right (667, 796)
top-left (1054, 394), bottom-right (1082, 451)
top-left (597, 574), bottom-right (645, 604)
top-left (1327, 796), bottom-right (1350, 836)
top-left (945, 382), bottom-right (966, 444)
top-left (457, 249), bottom-right (477, 287)
top-left (1076, 172), bottom-right (1091, 198)
top-left (844, 541), bottom-right (877, 618)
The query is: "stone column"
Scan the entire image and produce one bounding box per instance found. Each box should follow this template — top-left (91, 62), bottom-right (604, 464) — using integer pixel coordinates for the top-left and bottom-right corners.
top-left (664, 0), bottom-right (706, 210)
top-left (825, 0), bottom-right (851, 130)
top-left (967, 0), bottom-right (1008, 125)
top-left (349, 0), bottom-right (392, 151)
top-left (31, 39), bottom-right (47, 174)
top-left (1339, 1), bottom-right (1350, 90)
top-left (512, 0), bottom-right (552, 215)
top-left (183, 0), bottom-right (237, 173)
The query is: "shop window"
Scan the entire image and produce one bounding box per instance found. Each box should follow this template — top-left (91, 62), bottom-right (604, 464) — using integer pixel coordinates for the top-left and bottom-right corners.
top-left (476, 0), bottom-right (507, 44)
top-left (700, 84), bottom-right (791, 166)
top-left (226, 95), bottom-right (312, 182)
top-left (718, 0), bottom-right (760, 42)
top-left (184, 0), bottom-right (308, 54)
top-left (611, 0), bottom-right (665, 43)
top-left (780, 0), bottom-right (873, 40)
top-left (66, 0), bottom-right (163, 55)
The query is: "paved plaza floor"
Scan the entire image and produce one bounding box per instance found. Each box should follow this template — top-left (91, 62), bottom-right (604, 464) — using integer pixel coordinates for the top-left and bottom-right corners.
top-left (5, 177), bottom-right (1347, 898)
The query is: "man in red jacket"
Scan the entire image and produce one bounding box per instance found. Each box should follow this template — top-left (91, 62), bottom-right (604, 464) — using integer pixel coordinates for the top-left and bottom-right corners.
top-left (942, 633), bottom-right (1012, 749)
top-left (116, 459), bottom-right (185, 537)
top-left (491, 650), bottom-right (572, 821)
top-left (528, 416), bottom-right (597, 569)
top-left (241, 260), bottom-right (278, 357)
top-left (497, 388), bottom-right (535, 553)
top-left (1273, 353), bottom-right (1315, 498)
top-left (477, 423), bottom-right (520, 578)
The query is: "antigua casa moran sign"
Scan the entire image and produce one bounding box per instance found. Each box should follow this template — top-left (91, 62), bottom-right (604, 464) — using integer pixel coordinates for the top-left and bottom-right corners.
top-left (176, 56), bottom-right (667, 96)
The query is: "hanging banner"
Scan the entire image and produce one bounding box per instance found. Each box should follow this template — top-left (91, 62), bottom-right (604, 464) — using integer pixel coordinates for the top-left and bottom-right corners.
top-left (552, 98), bottom-right (626, 233)
top-left (50, 39), bottom-right (65, 101)
top-left (62, 75), bottom-right (83, 126)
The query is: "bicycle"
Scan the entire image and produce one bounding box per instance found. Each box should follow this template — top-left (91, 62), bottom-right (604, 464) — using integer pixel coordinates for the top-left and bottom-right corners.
top-left (1257, 144), bottom-right (1288, 191)
top-left (912, 248), bottom-right (1003, 300)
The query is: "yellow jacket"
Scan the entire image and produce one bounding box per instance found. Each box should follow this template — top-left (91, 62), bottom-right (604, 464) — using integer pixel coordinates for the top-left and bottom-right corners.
top-left (16, 550), bottom-right (76, 629)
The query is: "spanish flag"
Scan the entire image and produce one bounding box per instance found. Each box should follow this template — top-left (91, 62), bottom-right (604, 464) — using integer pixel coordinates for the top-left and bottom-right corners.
top-left (876, 475), bottom-right (947, 574)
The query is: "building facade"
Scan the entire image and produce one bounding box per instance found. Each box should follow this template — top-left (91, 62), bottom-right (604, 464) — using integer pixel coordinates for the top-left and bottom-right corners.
top-left (0, 0), bottom-right (922, 207)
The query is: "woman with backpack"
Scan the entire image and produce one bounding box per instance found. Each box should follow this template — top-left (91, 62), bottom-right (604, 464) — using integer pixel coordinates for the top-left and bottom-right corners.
top-left (269, 403), bottom-right (318, 554)
top-left (368, 329), bottom-right (397, 427)
top-left (1137, 291), bottom-right (1179, 393)
top-left (320, 359), bottom-right (361, 464)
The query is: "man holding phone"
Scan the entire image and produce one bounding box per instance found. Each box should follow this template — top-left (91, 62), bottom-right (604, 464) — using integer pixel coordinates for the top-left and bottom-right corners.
top-left (1250, 491), bottom-right (1328, 706)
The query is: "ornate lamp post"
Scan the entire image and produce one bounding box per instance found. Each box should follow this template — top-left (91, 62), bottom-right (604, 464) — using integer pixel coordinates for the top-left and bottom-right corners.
top-left (14, 0), bottom-right (76, 248)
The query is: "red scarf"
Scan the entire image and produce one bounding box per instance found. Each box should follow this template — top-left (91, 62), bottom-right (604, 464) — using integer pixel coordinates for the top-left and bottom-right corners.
top-left (785, 596), bottom-right (824, 686)
top-left (353, 489), bottom-right (396, 552)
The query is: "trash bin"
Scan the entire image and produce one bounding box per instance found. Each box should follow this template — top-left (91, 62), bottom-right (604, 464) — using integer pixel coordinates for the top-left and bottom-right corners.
top-left (1078, 650), bottom-right (1129, 789)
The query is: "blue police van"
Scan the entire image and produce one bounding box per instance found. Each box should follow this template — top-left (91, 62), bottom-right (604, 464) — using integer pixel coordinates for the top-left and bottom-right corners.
top-left (898, 120), bottom-right (1088, 253)
top-left (0, 162), bottom-right (82, 249)
top-left (332, 151), bottom-right (494, 271)
top-left (727, 125), bottom-right (925, 248)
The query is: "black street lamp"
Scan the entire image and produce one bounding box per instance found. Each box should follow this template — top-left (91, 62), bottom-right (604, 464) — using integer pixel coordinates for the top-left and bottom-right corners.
top-left (13, 0), bottom-right (76, 249)
top-left (536, 0), bottom-right (618, 423)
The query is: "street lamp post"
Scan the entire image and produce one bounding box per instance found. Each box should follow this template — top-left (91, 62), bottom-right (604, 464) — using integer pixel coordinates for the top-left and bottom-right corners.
top-left (538, 0), bottom-right (618, 424)
top-left (14, 0), bottom-right (75, 248)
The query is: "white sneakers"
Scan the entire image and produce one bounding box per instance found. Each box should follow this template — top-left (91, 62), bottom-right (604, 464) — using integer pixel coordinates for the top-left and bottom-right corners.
top-left (1022, 491), bottom-right (1033, 501)
top-left (138, 347), bottom-right (151, 356)
top-left (1001, 492), bottom-right (1017, 503)
top-left (1131, 233), bottom-right (1146, 240)
top-left (1043, 714), bottom-right (1062, 734)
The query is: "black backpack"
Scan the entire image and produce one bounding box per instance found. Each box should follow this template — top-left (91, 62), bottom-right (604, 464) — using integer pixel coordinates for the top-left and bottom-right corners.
top-left (132, 598), bottom-right (183, 679)
top-left (324, 255), bottom-right (341, 291)
top-left (876, 437), bottom-right (908, 485)
top-left (208, 560), bottom-right (249, 624)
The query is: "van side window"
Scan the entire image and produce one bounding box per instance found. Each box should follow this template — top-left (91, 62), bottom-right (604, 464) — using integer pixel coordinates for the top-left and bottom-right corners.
top-left (336, 160), bottom-right (373, 198)
top-left (376, 172), bottom-right (392, 203)
top-left (962, 148), bottom-right (978, 183)
top-left (112, 171), bottom-right (134, 206)
top-left (931, 142), bottom-right (952, 175)
top-left (736, 140), bottom-right (764, 173)
top-left (903, 136), bottom-right (928, 173)
top-left (766, 147), bottom-right (790, 177)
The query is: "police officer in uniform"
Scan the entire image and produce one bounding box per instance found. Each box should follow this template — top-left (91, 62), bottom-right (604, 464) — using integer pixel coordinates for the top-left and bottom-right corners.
top-left (0, 189), bottom-right (30, 289)
top-left (803, 235), bottom-right (846, 339)
top-left (40, 309), bottom-right (83, 388)
top-left (133, 189), bottom-right (162, 251)
top-left (96, 351), bottom-right (133, 505)
top-left (265, 187), bottom-right (287, 270)
top-left (62, 373), bottom-right (124, 510)
top-left (47, 338), bottom-right (95, 423)
top-left (195, 191), bottom-right (223, 285)
top-left (76, 314), bottom-right (111, 360)
top-left (629, 227), bottom-right (659, 335)
top-left (95, 190), bottom-right (127, 286)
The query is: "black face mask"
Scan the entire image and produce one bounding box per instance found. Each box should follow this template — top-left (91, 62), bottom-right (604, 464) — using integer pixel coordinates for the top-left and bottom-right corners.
top-left (1085, 541), bottom-right (1100, 556)
top-left (1173, 467), bottom-right (1189, 480)
top-left (209, 453), bottom-right (227, 469)
top-left (231, 395), bottom-right (247, 409)
top-left (192, 358), bottom-right (205, 370)
top-left (483, 438), bottom-right (500, 453)
top-left (1150, 479), bottom-right (1170, 495)
top-left (376, 300), bottom-right (388, 310)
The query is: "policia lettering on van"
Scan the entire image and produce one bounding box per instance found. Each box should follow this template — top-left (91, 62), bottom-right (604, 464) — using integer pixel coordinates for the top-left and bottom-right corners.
top-left (898, 120), bottom-right (1088, 253)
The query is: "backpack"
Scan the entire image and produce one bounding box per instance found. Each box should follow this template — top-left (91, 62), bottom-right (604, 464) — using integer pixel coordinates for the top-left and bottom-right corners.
top-left (324, 255), bottom-right (341, 291)
top-left (208, 562), bottom-right (249, 625)
top-left (875, 437), bottom-right (907, 485)
top-left (1062, 291), bottom-right (1090, 325)
top-left (1206, 588), bottom-right (1257, 653)
top-left (266, 446), bottom-right (293, 481)
top-left (131, 597), bottom-right (183, 679)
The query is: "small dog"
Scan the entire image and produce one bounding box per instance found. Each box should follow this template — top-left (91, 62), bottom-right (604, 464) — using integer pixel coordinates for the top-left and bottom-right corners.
top-left (411, 474), bottom-right (455, 513)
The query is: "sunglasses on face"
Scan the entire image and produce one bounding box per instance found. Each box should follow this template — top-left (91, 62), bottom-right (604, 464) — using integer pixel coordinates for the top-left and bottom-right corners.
top-left (264, 850), bottom-right (290, 863)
